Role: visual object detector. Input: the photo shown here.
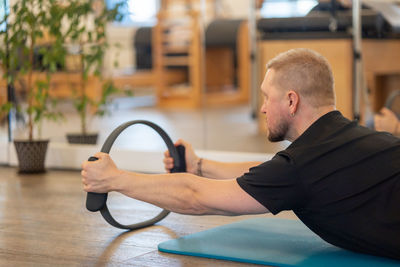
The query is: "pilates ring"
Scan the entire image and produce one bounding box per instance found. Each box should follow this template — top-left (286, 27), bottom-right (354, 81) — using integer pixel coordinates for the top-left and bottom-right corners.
top-left (85, 120), bottom-right (186, 230)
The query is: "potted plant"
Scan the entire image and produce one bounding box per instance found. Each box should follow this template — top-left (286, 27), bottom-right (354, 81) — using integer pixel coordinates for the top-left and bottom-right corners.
top-left (0, 0), bottom-right (66, 173)
top-left (63, 0), bottom-right (126, 144)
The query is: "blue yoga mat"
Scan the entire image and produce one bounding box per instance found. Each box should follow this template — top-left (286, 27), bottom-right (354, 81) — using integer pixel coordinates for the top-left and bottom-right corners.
top-left (158, 218), bottom-right (400, 266)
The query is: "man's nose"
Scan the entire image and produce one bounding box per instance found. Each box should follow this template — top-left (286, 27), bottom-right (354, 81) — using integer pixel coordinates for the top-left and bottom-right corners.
top-left (260, 103), bottom-right (267, 114)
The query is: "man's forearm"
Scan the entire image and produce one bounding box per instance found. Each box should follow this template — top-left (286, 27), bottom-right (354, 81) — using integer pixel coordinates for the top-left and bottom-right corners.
top-left (113, 171), bottom-right (231, 215)
top-left (200, 159), bottom-right (262, 180)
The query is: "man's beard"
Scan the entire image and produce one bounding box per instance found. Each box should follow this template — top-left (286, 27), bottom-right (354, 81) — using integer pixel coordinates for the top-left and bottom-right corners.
top-left (268, 119), bottom-right (289, 142)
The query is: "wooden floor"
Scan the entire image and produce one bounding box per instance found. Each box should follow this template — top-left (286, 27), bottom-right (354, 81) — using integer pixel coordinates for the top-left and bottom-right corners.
top-left (0, 166), bottom-right (298, 267)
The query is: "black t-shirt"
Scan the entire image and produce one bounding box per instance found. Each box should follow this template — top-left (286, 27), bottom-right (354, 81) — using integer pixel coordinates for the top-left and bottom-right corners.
top-left (237, 111), bottom-right (400, 259)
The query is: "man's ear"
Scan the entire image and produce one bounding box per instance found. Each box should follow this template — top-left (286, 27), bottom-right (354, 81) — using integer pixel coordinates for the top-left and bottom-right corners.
top-left (287, 90), bottom-right (299, 116)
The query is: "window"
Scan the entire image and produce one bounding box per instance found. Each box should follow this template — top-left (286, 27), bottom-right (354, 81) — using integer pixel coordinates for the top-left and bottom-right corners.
top-left (0, 0), bottom-right (9, 32)
top-left (106, 0), bottom-right (159, 26)
top-left (260, 0), bottom-right (318, 18)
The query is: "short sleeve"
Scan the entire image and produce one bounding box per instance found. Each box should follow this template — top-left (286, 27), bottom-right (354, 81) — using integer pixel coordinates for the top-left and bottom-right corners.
top-left (236, 153), bottom-right (305, 214)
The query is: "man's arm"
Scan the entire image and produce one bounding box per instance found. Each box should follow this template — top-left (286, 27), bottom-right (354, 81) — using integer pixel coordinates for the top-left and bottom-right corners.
top-left (164, 139), bottom-right (262, 180)
top-left (82, 153), bottom-right (268, 216)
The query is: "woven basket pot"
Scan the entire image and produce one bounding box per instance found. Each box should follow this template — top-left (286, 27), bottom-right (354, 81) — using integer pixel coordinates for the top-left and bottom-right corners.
top-left (66, 133), bottom-right (98, 145)
top-left (14, 140), bottom-right (49, 173)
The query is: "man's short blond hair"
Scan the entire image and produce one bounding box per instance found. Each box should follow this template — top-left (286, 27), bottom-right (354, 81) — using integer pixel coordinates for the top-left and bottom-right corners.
top-left (266, 48), bottom-right (335, 107)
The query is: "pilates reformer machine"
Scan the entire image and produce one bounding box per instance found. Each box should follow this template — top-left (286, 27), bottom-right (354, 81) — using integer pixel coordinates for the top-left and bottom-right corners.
top-left (114, 0), bottom-right (254, 108)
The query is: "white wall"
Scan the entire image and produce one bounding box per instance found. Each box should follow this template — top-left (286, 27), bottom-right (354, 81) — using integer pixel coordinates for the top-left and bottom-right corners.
top-left (0, 140), bottom-right (8, 164)
top-left (219, 0), bottom-right (250, 18)
top-left (104, 25), bottom-right (137, 75)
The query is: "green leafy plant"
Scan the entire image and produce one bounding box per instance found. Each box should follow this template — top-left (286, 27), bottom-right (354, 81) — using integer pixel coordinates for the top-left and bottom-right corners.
top-left (0, 0), bottom-right (66, 141)
top-left (64, 0), bottom-right (127, 136)
top-left (0, 101), bottom-right (12, 119)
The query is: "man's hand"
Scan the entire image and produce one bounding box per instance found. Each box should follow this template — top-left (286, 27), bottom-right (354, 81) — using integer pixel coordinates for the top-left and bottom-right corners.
top-left (374, 108), bottom-right (399, 134)
top-left (81, 152), bottom-right (124, 193)
top-left (163, 139), bottom-right (199, 174)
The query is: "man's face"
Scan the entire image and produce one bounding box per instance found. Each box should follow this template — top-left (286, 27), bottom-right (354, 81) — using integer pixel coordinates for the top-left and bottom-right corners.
top-left (260, 69), bottom-right (289, 142)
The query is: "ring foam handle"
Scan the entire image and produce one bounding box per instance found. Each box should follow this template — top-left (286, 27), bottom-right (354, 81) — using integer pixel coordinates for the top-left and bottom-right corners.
top-left (170, 145), bottom-right (186, 173)
top-left (86, 156), bottom-right (108, 212)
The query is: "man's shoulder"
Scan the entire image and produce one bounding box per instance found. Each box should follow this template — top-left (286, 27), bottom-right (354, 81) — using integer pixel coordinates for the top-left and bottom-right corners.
top-left (283, 122), bottom-right (399, 168)
top-left (283, 115), bottom-right (387, 162)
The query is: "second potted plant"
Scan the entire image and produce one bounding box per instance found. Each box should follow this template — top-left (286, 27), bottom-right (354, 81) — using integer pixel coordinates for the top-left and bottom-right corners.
top-left (64, 0), bottom-right (126, 145)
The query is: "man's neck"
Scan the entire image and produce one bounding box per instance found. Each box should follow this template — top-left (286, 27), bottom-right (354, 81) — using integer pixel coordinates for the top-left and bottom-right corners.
top-left (287, 105), bottom-right (336, 142)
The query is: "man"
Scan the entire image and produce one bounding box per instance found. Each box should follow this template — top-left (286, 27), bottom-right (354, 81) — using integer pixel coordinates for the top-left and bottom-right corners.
top-left (81, 48), bottom-right (400, 260)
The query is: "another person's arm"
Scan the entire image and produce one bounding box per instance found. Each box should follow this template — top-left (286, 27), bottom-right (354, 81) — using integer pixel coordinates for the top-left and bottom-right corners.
top-left (374, 108), bottom-right (400, 136)
top-left (163, 139), bottom-right (262, 180)
top-left (81, 152), bottom-right (268, 216)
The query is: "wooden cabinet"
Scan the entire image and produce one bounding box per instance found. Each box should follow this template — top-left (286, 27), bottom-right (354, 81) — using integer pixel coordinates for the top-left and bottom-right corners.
top-left (363, 40), bottom-right (400, 112)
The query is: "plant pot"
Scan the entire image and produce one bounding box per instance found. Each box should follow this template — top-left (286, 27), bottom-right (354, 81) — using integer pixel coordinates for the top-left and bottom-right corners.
top-left (66, 133), bottom-right (98, 145)
top-left (14, 140), bottom-right (49, 173)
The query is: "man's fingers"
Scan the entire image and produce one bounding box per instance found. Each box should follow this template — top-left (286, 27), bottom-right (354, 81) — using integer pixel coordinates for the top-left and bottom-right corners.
top-left (164, 160), bottom-right (174, 172)
top-left (81, 161), bottom-right (88, 170)
top-left (83, 184), bottom-right (91, 192)
top-left (163, 156), bottom-right (174, 172)
top-left (163, 151), bottom-right (174, 170)
top-left (175, 139), bottom-right (186, 147)
top-left (82, 177), bottom-right (89, 187)
top-left (94, 152), bottom-right (108, 159)
top-left (82, 152), bottom-right (107, 170)
top-left (163, 157), bottom-right (173, 164)
top-left (380, 107), bottom-right (391, 115)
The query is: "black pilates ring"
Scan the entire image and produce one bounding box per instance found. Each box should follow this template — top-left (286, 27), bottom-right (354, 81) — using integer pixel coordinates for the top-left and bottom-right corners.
top-left (85, 120), bottom-right (186, 230)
